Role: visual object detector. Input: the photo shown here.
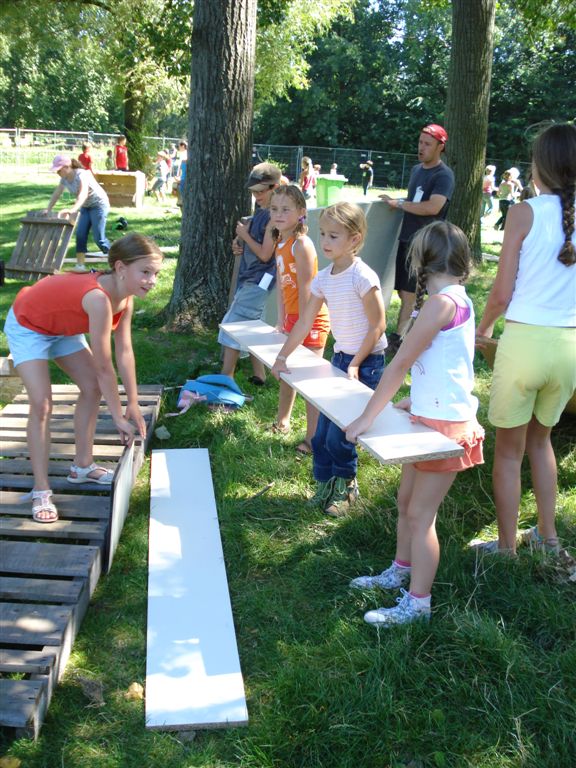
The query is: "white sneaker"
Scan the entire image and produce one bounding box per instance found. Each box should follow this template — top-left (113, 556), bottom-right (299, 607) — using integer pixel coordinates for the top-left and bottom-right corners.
top-left (350, 562), bottom-right (410, 590)
top-left (71, 263), bottom-right (88, 273)
top-left (519, 526), bottom-right (560, 555)
top-left (364, 589), bottom-right (431, 626)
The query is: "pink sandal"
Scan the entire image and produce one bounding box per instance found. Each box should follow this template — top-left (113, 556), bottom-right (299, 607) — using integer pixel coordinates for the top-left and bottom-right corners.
top-left (32, 490), bottom-right (59, 524)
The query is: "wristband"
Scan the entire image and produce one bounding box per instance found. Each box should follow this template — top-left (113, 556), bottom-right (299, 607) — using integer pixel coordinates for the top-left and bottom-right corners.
top-left (276, 355), bottom-right (287, 362)
top-left (397, 198), bottom-right (405, 209)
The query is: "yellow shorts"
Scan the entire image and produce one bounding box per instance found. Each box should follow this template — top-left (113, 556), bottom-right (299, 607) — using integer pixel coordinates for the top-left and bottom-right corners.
top-left (489, 322), bottom-right (576, 428)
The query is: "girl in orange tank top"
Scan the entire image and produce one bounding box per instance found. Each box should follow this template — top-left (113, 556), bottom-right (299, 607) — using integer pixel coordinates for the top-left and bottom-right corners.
top-left (270, 185), bottom-right (330, 454)
top-left (4, 234), bottom-right (163, 524)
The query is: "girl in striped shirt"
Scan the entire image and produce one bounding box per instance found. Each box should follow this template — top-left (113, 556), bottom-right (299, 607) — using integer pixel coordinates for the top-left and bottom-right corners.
top-left (272, 202), bottom-right (387, 517)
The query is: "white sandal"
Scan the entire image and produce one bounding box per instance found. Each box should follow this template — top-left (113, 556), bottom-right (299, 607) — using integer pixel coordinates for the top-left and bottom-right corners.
top-left (32, 490), bottom-right (59, 524)
top-left (67, 462), bottom-right (114, 485)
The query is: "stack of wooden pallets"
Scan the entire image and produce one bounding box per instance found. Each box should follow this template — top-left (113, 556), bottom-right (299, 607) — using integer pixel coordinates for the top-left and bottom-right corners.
top-left (0, 383), bottom-right (163, 738)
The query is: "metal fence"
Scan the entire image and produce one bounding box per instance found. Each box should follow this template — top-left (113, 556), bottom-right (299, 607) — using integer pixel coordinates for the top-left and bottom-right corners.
top-left (1, 127), bottom-right (529, 188)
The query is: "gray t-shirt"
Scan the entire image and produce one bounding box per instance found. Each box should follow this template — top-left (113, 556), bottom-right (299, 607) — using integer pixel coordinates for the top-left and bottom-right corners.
top-left (61, 169), bottom-right (109, 209)
top-left (399, 161), bottom-right (454, 242)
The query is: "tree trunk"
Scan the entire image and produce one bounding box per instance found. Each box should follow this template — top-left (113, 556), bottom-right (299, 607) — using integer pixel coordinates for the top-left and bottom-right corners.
top-left (166, 0), bottom-right (258, 330)
top-left (444, 0), bottom-right (496, 260)
top-left (124, 78), bottom-right (149, 172)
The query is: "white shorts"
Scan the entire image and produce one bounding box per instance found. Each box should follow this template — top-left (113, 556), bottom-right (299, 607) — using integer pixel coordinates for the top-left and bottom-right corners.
top-left (4, 307), bottom-right (89, 367)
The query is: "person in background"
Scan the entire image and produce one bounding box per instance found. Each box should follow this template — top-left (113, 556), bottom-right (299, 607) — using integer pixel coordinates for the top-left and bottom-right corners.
top-left (299, 156), bottom-right (316, 207)
top-left (115, 135), bottom-right (129, 171)
top-left (151, 151), bottom-right (170, 204)
top-left (494, 171), bottom-right (514, 231)
top-left (481, 164), bottom-right (496, 218)
top-left (361, 160), bottom-right (374, 196)
top-left (78, 143), bottom-right (94, 174)
top-left (42, 154), bottom-right (110, 272)
top-left (105, 149), bottom-right (115, 170)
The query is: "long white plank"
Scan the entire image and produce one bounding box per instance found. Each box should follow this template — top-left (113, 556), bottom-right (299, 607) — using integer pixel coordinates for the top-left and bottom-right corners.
top-left (146, 449), bottom-right (248, 730)
top-left (221, 320), bottom-right (463, 465)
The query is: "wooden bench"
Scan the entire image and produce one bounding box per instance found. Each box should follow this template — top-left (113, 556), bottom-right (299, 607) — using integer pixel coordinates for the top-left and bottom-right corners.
top-left (94, 171), bottom-right (146, 208)
top-left (220, 320), bottom-right (464, 465)
top-left (146, 448), bottom-right (248, 730)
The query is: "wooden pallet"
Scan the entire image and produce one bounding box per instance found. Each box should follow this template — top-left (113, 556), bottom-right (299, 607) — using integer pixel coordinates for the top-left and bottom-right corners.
top-left (93, 171), bottom-right (146, 208)
top-left (0, 383), bottom-right (163, 738)
top-left (6, 211), bottom-right (77, 281)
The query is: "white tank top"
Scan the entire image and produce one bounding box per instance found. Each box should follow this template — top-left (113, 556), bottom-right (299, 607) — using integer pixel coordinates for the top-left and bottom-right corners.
top-left (410, 285), bottom-right (479, 421)
top-left (506, 195), bottom-right (576, 327)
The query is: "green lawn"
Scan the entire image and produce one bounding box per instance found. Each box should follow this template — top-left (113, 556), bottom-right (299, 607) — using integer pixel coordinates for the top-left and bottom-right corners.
top-left (0, 175), bottom-right (575, 768)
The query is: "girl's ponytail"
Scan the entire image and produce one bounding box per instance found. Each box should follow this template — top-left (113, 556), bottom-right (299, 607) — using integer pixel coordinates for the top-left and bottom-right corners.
top-left (557, 186), bottom-right (576, 266)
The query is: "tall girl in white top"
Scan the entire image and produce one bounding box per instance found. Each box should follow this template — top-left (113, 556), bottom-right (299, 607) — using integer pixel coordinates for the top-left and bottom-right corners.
top-left (346, 221), bottom-right (484, 626)
top-left (269, 185), bottom-right (330, 452)
top-left (477, 123), bottom-right (576, 554)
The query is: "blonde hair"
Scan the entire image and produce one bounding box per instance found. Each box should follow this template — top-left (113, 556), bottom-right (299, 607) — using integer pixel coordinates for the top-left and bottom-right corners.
top-left (107, 233), bottom-right (163, 270)
top-left (270, 185), bottom-right (308, 242)
top-left (403, 221), bottom-right (472, 336)
top-left (319, 202), bottom-right (367, 256)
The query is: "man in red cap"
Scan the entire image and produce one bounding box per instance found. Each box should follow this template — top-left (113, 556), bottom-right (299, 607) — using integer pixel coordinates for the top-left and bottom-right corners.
top-left (380, 123), bottom-right (454, 353)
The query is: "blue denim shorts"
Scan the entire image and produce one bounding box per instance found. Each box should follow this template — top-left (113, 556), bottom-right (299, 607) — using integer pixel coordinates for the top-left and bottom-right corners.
top-left (218, 281), bottom-right (270, 351)
top-left (4, 307), bottom-right (89, 366)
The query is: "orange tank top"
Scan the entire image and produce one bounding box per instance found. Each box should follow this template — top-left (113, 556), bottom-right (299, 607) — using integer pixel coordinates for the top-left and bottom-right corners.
top-left (276, 235), bottom-right (329, 324)
top-left (13, 272), bottom-right (125, 336)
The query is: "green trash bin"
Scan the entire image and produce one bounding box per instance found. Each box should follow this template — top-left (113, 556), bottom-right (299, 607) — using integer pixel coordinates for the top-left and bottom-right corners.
top-left (316, 175), bottom-right (347, 207)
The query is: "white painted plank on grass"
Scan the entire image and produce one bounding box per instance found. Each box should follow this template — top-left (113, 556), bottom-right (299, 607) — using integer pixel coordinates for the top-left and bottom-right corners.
top-left (220, 320), bottom-right (463, 465)
top-left (146, 448), bottom-right (248, 730)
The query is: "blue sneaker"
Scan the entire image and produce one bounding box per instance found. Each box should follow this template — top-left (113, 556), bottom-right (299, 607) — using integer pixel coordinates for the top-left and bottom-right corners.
top-left (363, 589), bottom-right (431, 626)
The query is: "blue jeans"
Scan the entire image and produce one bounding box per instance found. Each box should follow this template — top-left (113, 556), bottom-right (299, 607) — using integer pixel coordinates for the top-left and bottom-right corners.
top-left (312, 351), bottom-right (385, 482)
top-left (76, 204), bottom-right (110, 254)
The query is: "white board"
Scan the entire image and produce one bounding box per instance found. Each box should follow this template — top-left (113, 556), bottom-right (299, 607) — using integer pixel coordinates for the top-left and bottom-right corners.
top-left (146, 449), bottom-right (248, 730)
top-left (220, 320), bottom-right (463, 465)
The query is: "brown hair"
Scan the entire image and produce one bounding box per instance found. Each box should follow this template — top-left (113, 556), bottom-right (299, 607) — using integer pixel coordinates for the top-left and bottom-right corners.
top-left (270, 185), bottom-right (308, 242)
top-left (107, 233), bottom-right (163, 270)
top-left (532, 123), bottom-right (576, 266)
top-left (404, 221), bottom-right (472, 335)
top-left (319, 202), bottom-right (367, 256)
top-left (71, 159), bottom-right (83, 169)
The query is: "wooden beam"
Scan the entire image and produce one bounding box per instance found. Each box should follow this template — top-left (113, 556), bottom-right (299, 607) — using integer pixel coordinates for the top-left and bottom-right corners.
top-left (220, 320), bottom-right (463, 465)
top-left (146, 449), bottom-right (248, 730)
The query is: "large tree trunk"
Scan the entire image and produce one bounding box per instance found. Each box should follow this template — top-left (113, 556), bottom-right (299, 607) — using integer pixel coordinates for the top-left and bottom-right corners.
top-left (444, 0), bottom-right (496, 260)
top-left (166, 0), bottom-right (258, 330)
top-left (124, 78), bottom-right (148, 172)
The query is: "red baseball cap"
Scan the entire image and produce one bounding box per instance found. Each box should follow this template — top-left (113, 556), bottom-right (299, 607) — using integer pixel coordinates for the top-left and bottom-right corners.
top-left (422, 124), bottom-right (448, 144)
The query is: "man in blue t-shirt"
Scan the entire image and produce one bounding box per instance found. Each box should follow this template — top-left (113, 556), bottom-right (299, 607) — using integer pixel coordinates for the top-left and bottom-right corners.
top-left (380, 124), bottom-right (455, 351)
top-left (218, 162), bottom-right (281, 384)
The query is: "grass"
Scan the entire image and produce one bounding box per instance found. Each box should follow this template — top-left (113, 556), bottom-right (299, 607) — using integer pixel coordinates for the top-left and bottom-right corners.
top-left (0, 175), bottom-right (575, 768)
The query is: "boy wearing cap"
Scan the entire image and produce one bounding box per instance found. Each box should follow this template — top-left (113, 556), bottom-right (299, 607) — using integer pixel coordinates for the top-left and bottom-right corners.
top-left (218, 162), bottom-right (281, 384)
top-left (380, 124), bottom-right (454, 349)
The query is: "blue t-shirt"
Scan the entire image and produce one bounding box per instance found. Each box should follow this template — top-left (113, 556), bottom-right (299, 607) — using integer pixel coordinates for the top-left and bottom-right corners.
top-left (237, 207), bottom-right (276, 288)
top-left (399, 161), bottom-right (454, 242)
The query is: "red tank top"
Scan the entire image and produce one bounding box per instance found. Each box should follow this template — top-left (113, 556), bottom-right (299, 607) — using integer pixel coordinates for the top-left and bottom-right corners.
top-left (13, 273), bottom-right (125, 336)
